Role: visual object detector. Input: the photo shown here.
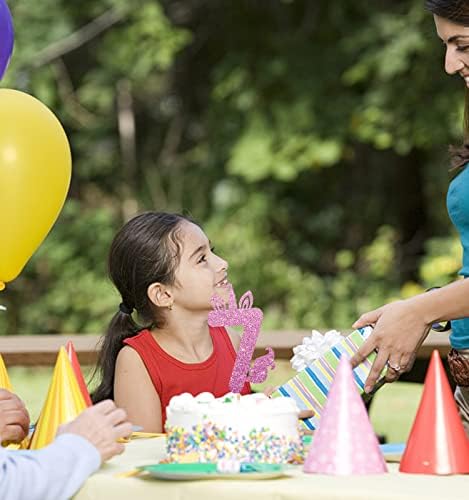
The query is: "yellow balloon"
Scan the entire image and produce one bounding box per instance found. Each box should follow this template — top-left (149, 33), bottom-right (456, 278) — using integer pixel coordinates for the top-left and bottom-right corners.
top-left (0, 89), bottom-right (71, 287)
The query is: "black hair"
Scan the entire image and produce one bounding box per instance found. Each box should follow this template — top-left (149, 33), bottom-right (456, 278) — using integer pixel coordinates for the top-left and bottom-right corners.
top-left (91, 212), bottom-right (192, 403)
top-left (425, 0), bottom-right (469, 170)
top-left (425, 0), bottom-right (469, 24)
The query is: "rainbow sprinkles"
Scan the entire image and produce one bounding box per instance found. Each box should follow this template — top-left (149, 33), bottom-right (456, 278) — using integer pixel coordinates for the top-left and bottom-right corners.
top-left (165, 392), bottom-right (303, 464)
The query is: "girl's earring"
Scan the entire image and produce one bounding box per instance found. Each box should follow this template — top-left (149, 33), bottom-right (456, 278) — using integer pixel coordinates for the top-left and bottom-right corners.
top-left (168, 303), bottom-right (173, 311)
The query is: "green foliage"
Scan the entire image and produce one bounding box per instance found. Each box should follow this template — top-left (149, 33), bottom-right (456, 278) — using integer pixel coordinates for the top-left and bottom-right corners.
top-left (0, 0), bottom-right (466, 335)
top-left (0, 203), bottom-right (120, 334)
top-left (419, 234), bottom-right (462, 287)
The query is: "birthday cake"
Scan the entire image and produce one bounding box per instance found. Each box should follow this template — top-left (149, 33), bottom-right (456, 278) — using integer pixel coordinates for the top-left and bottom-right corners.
top-left (165, 391), bottom-right (302, 463)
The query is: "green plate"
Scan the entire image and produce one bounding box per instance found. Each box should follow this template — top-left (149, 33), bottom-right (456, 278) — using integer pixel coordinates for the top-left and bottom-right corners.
top-left (138, 462), bottom-right (290, 481)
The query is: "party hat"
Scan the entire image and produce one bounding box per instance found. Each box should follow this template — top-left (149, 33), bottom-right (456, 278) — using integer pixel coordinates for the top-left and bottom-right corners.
top-left (399, 350), bottom-right (469, 475)
top-left (29, 347), bottom-right (87, 449)
top-left (0, 353), bottom-right (12, 390)
top-left (303, 356), bottom-right (387, 475)
top-left (66, 341), bottom-right (92, 406)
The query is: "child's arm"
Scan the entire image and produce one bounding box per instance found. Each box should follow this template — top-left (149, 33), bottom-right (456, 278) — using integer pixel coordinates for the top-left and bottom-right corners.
top-left (114, 346), bottom-right (163, 433)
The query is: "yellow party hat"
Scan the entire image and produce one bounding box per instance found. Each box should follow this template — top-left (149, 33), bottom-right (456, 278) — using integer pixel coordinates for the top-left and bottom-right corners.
top-left (29, 346), bottom-right (87, 449)
top-left (0, 353), bottom-right (12, 391)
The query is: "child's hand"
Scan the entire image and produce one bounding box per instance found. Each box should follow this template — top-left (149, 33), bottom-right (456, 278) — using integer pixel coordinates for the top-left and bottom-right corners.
top-left (263, 386), bottom-right (315, 419)
top-left (298, 409), bottom-right (315, 419)
top-left (263, 386), bottom-right (275, 397)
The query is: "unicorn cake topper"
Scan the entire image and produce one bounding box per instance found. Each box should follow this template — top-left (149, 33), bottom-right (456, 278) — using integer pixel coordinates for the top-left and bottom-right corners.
top-left (208, 285), bottom-right (275, 393)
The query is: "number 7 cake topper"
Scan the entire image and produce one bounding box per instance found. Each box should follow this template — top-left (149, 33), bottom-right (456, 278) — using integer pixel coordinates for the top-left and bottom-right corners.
top-left (208, 285), bottom-right (275, 393)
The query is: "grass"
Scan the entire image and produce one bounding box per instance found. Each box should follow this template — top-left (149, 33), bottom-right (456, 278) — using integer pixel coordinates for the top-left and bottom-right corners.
top-left (9, 361), bottom-right (423, 443)
top-left (368, 381), bottom-right (423, 443)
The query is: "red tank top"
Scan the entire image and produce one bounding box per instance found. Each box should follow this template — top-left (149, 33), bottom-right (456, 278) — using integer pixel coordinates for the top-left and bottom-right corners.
top-left (123, 326), bottom-right (251, 425)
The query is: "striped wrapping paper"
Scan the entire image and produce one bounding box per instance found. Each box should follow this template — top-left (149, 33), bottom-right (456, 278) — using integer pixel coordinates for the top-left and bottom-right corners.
top-left (271, 326), bottom-right (380, 430)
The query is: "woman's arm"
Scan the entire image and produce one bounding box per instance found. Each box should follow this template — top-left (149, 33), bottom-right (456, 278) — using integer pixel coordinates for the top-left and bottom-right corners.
top-left (412, 278), bottom-right (469, 323)
top-left (0, 434), bottom-right (100, 500)
top-left (351, 279), bottom-right (469, 391)
top-left (114, 346), bottom-right (163, 432)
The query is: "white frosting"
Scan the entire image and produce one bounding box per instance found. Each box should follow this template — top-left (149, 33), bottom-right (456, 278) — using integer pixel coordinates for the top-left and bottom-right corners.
top-left (290, 329), bottom-right (342, 372)
top-left (166, 391), bottom-right (300, 437)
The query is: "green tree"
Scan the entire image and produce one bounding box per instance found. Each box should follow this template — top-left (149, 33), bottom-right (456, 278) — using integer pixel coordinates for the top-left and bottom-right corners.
top-left (0, 0), bottom-right (463, 335)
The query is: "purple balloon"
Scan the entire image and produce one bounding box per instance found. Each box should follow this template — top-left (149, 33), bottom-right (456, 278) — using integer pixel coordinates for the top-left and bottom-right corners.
top-left (0, 0), bottom-right (14, 80)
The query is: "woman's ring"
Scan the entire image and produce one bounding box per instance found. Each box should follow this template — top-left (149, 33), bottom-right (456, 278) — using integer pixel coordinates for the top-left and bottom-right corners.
top-left (387, 361), bottom-right (402, 373)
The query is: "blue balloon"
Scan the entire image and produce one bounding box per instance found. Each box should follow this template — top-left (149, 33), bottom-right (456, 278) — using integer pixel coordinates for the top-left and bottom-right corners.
top-left (0, 0), bottom-right (14, 80)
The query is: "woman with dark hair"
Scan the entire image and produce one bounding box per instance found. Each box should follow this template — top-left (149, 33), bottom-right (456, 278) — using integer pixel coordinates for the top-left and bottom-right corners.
top-left (351, 0), bottom-right (469, 435)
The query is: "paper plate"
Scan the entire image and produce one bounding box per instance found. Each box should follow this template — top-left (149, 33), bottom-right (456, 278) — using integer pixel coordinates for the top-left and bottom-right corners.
top-left (138, 463), bottom-right (290, 481)
top-left (380, 443), bottom-right (405, 462)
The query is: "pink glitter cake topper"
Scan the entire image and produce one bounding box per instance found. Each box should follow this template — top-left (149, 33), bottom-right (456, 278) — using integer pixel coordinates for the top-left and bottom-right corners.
top-left (208, 285), bottom-right (275, 393)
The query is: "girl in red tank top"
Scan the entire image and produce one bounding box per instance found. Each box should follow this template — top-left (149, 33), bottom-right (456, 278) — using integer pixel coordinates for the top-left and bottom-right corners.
top-left (92, 212), bottom-right (251, 432)
top-left (123, 326), bottom-right (250, 424)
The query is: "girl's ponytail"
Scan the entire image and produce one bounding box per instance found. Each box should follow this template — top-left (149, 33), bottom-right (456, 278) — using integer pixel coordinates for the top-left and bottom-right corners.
top-left (91, 307), bottom-right (142, 403)
top-left (90, 212), bottom-right (190, 403)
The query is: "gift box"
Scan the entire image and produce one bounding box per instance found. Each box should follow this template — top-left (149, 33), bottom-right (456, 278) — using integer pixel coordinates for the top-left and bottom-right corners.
top-left (271, 326), bottom-right (383, 430)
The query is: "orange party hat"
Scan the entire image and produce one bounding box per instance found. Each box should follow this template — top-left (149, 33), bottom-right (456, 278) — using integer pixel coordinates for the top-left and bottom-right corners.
top-left (399, 350), bottom-right (469, 474)
top-left (0, 353), bottom-right (12, 390)
top-left (303, 356), bottom-right (387, 475)
top-left (66, 341), bottom-right (92, 406)
top-left (29, 346), bottom-right (87, 449)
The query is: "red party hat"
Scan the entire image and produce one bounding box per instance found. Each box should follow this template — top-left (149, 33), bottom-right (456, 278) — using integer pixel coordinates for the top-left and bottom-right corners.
top-left (303, 356), bottom-right (387, 475)
top-left (399, 350), bottom-right (469, 474)
top-left (66, 341), bottom-right (92, 406)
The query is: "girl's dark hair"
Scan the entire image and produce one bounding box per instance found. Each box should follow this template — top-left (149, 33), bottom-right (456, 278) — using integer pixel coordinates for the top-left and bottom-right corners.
top-left (425, 0), bottom-right (469, 170)
top-left (92, 212), bottom-right (191, 403)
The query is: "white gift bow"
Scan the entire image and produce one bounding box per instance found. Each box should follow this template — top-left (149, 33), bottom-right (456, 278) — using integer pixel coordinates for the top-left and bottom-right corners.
top-left (290, 329), bottom-right (342, 372)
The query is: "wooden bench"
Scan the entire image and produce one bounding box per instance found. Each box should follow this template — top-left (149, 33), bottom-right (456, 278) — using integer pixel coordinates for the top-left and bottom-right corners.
top-left (0, 331), bottom-right (451, 385)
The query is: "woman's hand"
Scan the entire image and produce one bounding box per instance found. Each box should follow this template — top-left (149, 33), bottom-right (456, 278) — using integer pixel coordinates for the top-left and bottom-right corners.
top-left (0, 389), bottom-right (30, 444)
top-left (350, 299), bottom-right (432, 393)
top-left (58, 400), bottom-right (132, 463)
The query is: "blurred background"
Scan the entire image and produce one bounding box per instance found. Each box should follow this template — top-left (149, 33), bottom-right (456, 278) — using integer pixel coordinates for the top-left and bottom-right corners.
top-left (0, 0), bottom-right (463, 335)
top-left (0, 0), bottom-right (463, 437)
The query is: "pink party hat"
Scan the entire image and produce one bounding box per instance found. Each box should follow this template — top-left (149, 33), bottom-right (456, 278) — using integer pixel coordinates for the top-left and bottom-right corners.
top-left (303, 356), bottom-right (387, 475)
